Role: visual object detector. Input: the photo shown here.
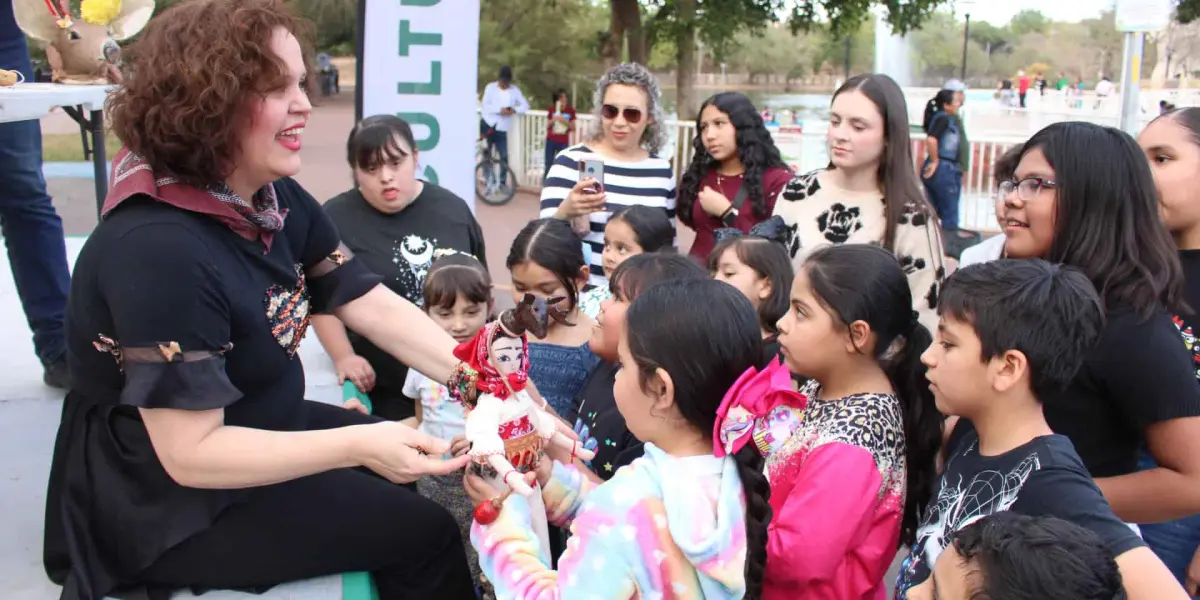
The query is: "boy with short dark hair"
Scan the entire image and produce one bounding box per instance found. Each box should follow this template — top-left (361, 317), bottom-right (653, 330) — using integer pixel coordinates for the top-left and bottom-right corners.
top-left (909, 512), bottom-right (1124, 600)
top-left (896, 258), bottom-right (1186, 600)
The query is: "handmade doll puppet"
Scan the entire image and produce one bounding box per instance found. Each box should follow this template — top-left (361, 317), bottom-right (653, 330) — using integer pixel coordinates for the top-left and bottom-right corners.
top-left (13, 0), bottom-right (154, 85)
top-left (453, 294), bottom-right (594, 521)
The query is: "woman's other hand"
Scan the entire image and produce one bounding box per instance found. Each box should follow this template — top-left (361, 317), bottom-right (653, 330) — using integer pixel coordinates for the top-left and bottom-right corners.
top-left (355, 421), bottom-right (469, 484)
top-left (555, 178), bottom-right (606, 219)
top-left (335, 354), bottom-right (376, 392)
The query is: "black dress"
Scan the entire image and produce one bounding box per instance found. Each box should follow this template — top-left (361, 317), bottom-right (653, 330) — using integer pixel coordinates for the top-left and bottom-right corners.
top-left (42, 178), bottom-right (475, 600)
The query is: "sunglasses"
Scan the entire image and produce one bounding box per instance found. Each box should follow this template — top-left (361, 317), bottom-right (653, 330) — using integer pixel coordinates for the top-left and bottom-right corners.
top-left (601, 104), bottom-right (644, 124)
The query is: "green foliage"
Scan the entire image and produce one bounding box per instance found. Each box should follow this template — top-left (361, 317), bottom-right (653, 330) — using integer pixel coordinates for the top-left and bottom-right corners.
top-left (901, 7), bottom-right (1133, 86)
top-left (786, 0), bottom-right (947, 39)
top-left (967, 21), bottom-right (1009, 55)
top-left (1008, 10), bottom-right (1049, 36)
top-left (289, 0), bottom-right (358, 53)
top-left (477, 0), bottom-right (609, 109)
top-left (1179, 0), bottom-right (1200, 24)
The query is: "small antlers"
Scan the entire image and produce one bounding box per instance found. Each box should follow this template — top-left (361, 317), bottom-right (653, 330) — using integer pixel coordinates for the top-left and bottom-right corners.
top-left (500, 294), bottom-right (574, 339)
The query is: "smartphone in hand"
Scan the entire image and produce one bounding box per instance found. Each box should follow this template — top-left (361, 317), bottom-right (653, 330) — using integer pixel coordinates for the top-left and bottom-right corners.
top-left (579, 158), bottom-right (605, 194)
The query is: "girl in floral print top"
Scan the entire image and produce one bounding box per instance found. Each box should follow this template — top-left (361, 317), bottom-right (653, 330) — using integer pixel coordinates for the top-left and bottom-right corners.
top-left (772, 73), bottom-right (945, 332)
top-left (466, 279), bottom-right (771, 599)
top-left (757, 244), bottom-right (942, 600)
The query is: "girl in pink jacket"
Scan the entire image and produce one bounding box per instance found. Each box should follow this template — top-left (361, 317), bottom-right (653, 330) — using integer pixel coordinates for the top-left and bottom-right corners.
top-left (738, 244), bottom-right (943, 599)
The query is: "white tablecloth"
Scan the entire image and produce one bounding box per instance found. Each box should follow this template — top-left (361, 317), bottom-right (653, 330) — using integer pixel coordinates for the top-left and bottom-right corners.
top-left (0, 82), bottom-right (112, 123)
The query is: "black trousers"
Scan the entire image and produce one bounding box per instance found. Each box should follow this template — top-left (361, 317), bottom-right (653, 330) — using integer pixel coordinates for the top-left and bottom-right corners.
top-left (136, 401), bottom-right (476, 600)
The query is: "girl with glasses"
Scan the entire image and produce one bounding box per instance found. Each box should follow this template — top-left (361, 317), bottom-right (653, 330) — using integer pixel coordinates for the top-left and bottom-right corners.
top-left (539, 63), bottom-right (677, 290)
top-left (976, 122), bottom-right (1200, 545)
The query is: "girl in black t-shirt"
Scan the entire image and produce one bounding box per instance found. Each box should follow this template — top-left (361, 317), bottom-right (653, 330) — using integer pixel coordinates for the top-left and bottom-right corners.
top-left (568, 253), bottom-right (709, 482)
top-left (1138, 107), bottom-right (1200, 588)
top-left (998, 121), bottom-right (1200, 527)
top-left (312, 115), bottom-right (487, 421)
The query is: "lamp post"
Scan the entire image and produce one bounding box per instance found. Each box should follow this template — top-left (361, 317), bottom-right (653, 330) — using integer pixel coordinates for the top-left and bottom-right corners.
top-left (959, 1), bottom-right (974, 81)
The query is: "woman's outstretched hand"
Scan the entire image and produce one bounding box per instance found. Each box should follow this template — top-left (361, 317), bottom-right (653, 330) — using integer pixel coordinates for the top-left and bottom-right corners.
top-left (355, 421), bottom-right (470, 484)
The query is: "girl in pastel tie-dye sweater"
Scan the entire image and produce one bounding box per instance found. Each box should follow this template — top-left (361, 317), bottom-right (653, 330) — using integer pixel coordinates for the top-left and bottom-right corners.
top-left (470, 279), bottom-right (775, 599)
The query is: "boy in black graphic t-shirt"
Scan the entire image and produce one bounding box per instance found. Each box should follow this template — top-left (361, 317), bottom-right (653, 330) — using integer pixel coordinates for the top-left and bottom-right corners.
top-left (896, 259), bottom-right (1185, 600)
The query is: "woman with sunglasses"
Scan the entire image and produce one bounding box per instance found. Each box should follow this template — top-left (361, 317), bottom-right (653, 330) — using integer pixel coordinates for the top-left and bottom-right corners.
top-left (969, 121), bottom-right (1200, 531)
top-left (540, 63), bottom-right (675, 289)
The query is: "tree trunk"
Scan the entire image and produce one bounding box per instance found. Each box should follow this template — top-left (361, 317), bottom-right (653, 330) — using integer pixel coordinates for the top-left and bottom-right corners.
top-left (603, 1), bottom-right (627, 69)
top-left (676, 0), bottom-right (697, 118)
top-left (612, 0), bottom-right (645, 65)
top-left (1151, 29), bottom-right (1171, 89)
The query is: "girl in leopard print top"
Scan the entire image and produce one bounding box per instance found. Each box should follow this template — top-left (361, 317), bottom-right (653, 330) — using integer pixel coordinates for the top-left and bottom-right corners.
top-left (772, 74), bottom-right (945, 332)
top-left (760, 244), bottom-right (942, 600)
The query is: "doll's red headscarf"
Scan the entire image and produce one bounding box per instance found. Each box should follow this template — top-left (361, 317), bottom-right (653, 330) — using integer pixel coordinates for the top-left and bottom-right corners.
top-left (452, 321), bottom-right (529, 401)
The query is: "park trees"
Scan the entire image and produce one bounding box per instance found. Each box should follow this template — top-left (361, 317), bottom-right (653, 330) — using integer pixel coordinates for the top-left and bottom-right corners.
top-left (627, 0), bottom-right (949, 115)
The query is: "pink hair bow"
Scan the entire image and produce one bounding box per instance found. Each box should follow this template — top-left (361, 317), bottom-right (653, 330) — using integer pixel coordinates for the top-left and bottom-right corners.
top-left (713, 358), bottom-right (807, 458)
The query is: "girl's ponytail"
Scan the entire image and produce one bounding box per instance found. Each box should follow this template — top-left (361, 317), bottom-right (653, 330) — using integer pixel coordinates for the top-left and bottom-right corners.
top-left (922, 90), bottom-right (955, 134)
top-left (884, 317), bottom-right (941, 547)
top-left (922, 97), bottom-right (938, 133)
top-left (802, 244), bottom-right (943, 548)
top-left (733, 444), bottom-right (771, 599)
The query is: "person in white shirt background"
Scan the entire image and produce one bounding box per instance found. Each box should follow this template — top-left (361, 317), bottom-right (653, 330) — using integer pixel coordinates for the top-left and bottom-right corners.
top-left (480, 65), bottom-right (530, 187)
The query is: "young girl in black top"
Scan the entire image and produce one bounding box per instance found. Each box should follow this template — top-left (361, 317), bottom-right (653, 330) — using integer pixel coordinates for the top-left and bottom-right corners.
top-left (569, 253), bottom-right (709, 482)
top-left (1138, 107), bottom-right (1200, 590)
top-left (999, 121), bottom-right (1200, 525)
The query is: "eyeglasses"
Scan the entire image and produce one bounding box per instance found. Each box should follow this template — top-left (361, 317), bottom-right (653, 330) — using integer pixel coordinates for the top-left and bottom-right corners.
top-left (997, 177), bottom-right (1056, 201)
top-left (601, 104), bottom-right (644, 124)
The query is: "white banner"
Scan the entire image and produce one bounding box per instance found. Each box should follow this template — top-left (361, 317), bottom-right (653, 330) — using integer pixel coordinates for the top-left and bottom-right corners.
top-left (358, 0), bottom-right (480, 211)
top-left (1115, 0), bottom-right (1173, 32)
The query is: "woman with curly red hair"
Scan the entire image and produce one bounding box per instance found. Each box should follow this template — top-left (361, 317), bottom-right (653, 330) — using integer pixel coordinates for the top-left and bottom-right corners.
top-left (41, 1), bottom-right (478, 598)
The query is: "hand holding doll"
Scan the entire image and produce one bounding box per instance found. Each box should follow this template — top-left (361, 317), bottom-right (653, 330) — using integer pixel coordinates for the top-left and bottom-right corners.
top-left (453, 294), bottom-right (595, 498)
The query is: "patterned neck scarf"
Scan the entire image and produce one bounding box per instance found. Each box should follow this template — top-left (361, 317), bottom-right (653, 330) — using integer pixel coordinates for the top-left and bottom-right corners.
top-left (103, 148), bottom-right (288, 252)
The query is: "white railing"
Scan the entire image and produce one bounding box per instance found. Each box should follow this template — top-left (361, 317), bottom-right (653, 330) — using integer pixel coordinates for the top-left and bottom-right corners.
top-left (502, 110), bottom-right (1017, 231)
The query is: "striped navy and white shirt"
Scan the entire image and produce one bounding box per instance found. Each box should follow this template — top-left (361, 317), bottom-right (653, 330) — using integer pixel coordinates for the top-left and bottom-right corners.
top-left (539, 144), bottom-right (676, 287)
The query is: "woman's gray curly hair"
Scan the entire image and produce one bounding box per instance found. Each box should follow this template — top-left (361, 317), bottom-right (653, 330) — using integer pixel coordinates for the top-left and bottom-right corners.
top-left (590, 63), bottom-right (668, 156)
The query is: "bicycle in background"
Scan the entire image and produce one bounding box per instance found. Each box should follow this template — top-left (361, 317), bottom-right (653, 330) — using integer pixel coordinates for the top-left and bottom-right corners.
top-left (475, 127), bottom-right (517, 206)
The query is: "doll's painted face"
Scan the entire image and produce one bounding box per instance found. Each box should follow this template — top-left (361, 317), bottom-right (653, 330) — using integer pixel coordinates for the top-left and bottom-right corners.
top-left (492, 336), bottom-right (524, 376)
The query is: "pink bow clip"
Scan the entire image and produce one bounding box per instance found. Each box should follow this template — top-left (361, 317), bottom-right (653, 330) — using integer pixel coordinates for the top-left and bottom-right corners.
top-left (713, 358), bottom-right (807, 458)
